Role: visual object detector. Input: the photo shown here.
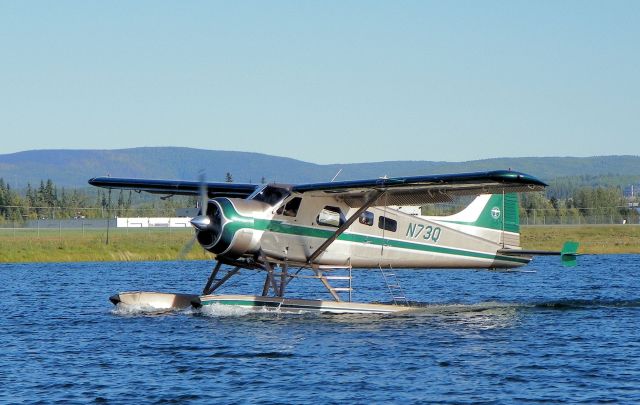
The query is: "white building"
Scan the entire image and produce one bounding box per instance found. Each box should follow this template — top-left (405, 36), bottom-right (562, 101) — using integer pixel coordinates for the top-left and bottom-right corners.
top-left (116, 217), bottom-right (192, 228)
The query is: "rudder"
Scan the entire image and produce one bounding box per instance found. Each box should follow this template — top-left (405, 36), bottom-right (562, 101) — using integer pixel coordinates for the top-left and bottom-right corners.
top-left (472, 193), bottom-right (520, 233)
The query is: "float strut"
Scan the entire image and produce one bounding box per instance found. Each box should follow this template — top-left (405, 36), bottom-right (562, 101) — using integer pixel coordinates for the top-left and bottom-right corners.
top-left (202, 261), bottom-right (222, 294)
top-left (278, 263), bottom-right (288, 297)
top-left (205, 266), bottom-right (241, 295)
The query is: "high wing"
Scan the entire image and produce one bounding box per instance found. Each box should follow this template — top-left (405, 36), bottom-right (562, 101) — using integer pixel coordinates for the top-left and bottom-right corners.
top-left (88, 170), bottom-right (545, 205)
top-left (88, 177), bottom-right (258, 199)
top-left (292, 170), bottom-right (546, 207)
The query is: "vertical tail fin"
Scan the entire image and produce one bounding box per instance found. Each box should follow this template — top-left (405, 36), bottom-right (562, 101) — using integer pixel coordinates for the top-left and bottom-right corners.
top-left (434, 192), bottom-right (521, 247)
top-left (438, 193), bottom-right (519, 232)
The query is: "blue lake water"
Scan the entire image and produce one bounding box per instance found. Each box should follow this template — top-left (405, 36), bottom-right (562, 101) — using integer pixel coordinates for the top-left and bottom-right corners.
top-left (1, 255), bottom-right (639, 404)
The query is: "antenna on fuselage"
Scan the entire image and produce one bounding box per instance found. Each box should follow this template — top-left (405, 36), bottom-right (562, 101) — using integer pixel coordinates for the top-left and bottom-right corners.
top-left (331, 169), bottom-right (343, 182)
top-left (380, 182), bottom-right (389, 256)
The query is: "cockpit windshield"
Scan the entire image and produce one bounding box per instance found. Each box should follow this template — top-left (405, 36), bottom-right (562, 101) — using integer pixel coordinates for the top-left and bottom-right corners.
top-left (249, 185), bottom-right (291, 207)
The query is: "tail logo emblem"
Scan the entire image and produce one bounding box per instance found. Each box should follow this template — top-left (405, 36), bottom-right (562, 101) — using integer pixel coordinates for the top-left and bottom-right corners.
top-left (491, 207), bottom-right (501, 220)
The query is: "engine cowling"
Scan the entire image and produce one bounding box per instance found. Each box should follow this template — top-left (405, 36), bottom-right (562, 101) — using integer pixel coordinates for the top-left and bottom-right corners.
top-left (193, 197), bottom-right (270, 258)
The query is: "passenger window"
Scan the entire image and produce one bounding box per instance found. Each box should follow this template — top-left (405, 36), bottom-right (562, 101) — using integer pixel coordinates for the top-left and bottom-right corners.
top-left (359, 211), bottom-right (374, 226)
top-left (277, 197), bottom-right (302, 217)
top-left (316, 206), bottom-right (345, 228)
top-left (378, 216), bottom-right (397, 232)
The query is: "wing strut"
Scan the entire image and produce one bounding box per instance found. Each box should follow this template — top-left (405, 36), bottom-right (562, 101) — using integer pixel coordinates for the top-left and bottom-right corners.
top-left (306, 190), bottom-right (386, 265)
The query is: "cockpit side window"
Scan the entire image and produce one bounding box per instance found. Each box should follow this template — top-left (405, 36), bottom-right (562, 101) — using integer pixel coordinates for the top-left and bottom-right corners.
top-left (276, 197), bottom-right (302, 217)
top-left (316, 206), bottom-right (346, 228)
top-left (359, 211), bottom-right (374, 226)
top-left (251, 186), bottom-right (290, 206)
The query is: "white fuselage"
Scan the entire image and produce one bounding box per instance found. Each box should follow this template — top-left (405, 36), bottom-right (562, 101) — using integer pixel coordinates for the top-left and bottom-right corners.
top-left (242, 195), bottom-right (529, 269)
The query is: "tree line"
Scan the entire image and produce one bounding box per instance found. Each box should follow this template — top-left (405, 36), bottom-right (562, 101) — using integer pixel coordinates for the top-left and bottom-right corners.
top-left (0, 178), bottom-right (195, 223)
top-left (1, 177), bottom-right (638, 224)
top-left (520, 187), bottom-right (638, 224)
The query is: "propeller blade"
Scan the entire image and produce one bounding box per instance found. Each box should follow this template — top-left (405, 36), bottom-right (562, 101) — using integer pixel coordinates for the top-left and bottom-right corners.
top-left (177, 234), bottom-right (197, 260)
top-left (198, 171), bottom-right (208, 215)
top-left (177, 171), bottom-right (209, 260)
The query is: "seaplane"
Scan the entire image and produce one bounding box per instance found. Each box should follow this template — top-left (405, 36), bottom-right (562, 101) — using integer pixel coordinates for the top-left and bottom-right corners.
top-left (89, 170), bottom-right (578, 314)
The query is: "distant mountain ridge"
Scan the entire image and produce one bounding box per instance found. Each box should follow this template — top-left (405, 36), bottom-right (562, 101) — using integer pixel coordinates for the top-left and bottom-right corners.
top-left (0, 147), bottom-right (639, 188)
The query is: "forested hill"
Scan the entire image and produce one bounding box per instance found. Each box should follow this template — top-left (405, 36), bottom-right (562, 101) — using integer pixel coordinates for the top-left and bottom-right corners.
top-left (1, 147), bottom-right (639, 188)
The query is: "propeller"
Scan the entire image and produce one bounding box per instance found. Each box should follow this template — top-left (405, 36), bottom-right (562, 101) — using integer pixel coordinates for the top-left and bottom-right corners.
top-left (177, 171), bottom-right (210, 260)
top-left (191, 170), bottom-right (212, 230)
top-left (198, 171), bottom-right (208, 218)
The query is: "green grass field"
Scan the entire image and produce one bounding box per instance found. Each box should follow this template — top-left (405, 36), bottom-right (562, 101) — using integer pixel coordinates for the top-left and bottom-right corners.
top-left (0, 228), bottom-right (213, 263)
top-left (0, 225), bottom-right (638, 263)
top-left (520, 225), bottom-right (640, 254)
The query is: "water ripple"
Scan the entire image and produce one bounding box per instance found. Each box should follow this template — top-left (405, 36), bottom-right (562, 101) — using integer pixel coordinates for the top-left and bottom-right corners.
top-left (1, 256), bottom-right (639, 403)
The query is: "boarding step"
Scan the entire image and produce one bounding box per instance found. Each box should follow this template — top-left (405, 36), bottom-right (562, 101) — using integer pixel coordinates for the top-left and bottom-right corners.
top-left (314, 265), bottom-right (353, 302)
top-left (379, 265), bottom-right (409, 306)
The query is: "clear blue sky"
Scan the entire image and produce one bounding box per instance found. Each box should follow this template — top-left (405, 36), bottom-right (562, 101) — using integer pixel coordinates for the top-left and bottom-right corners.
top-left (1, 1), bottom-right (638, 164)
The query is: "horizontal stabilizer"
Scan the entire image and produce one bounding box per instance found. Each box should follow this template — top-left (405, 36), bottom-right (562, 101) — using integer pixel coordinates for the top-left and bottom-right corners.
top-left (560, 241), bottom-right (580, 267)
top-left (498, 241), bottom-right (580, 267)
